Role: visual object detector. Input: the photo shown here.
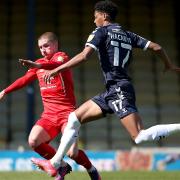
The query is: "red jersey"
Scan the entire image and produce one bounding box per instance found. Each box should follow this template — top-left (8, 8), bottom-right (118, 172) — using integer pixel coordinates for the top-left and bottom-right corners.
top-left (5, 52), bottom-right (76, 115)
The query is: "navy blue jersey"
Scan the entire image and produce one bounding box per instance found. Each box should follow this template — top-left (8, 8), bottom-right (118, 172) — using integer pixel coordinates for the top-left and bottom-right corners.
top-left (86, 23), bottom-right (150, 86)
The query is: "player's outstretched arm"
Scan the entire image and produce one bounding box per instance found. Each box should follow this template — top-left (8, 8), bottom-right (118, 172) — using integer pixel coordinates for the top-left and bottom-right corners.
top-left (44, 46), bottom-right (94, 84)
top-left (0, 90), bottom-right (5, 100)
top-left (147, 42), bottom-right (180, 73)
top-left (0, 72), bottom-right (36, 97)
top-left (19, 59), bottom-right (41, 68)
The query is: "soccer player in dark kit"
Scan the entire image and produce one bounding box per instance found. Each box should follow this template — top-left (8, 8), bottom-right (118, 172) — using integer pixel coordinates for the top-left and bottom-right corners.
top-left (22, 1), bottom-right (180, 179)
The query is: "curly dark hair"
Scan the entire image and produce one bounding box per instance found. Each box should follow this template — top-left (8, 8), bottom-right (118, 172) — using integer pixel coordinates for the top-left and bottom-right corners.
top-left (94, 1), bottom-right (118, 21)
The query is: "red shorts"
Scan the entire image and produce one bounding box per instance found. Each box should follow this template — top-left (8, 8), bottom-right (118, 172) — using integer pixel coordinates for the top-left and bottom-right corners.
top-left (35, 110), bottom-right (73, 140)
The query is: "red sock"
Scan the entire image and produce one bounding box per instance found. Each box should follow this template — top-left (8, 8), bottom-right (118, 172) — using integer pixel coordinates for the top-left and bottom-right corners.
top-left (73, 149), bottom-right (92, 169)
top-left (34, 143), bottom-right (56, 160)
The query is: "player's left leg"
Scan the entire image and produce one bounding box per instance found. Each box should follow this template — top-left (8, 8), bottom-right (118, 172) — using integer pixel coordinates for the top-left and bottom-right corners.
top-left (120, 112), bottom-right (180, 144)
top-left (67, 141), bottom-right (101, 180)
top-left (135, 123), bottom-right (180, 144)
top-left (120, 112), bottom-right (143, 141)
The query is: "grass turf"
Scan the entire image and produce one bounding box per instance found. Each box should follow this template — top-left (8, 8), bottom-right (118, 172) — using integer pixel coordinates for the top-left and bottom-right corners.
top-left (0, 171), bottom-right (180, 180)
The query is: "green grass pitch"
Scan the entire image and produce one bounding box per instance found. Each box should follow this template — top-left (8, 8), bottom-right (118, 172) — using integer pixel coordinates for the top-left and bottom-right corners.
top-left (1, 171), bottom-right (180, 180)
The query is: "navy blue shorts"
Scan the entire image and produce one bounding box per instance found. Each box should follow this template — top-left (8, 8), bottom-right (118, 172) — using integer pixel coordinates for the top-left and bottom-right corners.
top-left (91, 80), bottom-right (138, 119)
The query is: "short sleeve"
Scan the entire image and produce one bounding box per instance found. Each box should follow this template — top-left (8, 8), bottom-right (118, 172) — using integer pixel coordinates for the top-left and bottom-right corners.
top-left (85, 27), bottom-right (106, 50)
top-left (127, 31), bottom-right (150, 50)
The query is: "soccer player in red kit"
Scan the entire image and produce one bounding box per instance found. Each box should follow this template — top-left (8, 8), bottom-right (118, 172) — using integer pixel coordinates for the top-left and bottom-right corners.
top-left (0, 32), bottom-right (100, 180)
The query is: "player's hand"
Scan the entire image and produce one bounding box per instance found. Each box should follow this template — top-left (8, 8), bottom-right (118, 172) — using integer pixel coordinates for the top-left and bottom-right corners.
top-left (0, 90), bottom-right (5, 100)
top-left (163, 64), bottom-right (180, 73)
top-left (43, 69), bottom-right (58, 84)
top-left (19, 59), bottom-right (41, 68)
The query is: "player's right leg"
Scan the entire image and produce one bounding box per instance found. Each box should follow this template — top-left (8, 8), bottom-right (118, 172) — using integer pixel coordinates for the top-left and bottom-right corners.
top-left (29, 121), bottom-right (71, 179)
top-left (32, 100), bottom-right (103, 177)
top-left (28, 124), bottom-right (56, 159)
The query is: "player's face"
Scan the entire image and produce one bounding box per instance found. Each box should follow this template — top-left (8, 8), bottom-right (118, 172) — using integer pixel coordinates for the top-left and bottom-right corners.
top-left (94, 11), bottom-right (105, 27)
top-left (38, 38), bottom-right (58, 59)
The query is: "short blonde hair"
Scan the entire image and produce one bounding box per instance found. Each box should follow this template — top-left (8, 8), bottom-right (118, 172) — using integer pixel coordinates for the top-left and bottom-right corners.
top-left (38, 32), bottom-right (58, 42)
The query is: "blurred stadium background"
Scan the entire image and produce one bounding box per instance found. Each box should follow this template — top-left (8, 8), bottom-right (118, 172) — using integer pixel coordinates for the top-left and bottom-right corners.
top-left (0, 0), bottom-right (180, 173)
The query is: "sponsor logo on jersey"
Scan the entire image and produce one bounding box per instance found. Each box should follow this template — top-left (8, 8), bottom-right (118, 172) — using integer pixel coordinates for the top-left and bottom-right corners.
top-left (87, 34), bottom-right (95, 42)
top-left (57, 56), bottom-right (64, 62)
top-left (112, 28), bottom-right (121, 33)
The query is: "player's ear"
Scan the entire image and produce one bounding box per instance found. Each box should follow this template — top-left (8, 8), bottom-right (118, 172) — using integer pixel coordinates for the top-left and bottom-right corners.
top-left (104, 13), bottom-right (109, 21)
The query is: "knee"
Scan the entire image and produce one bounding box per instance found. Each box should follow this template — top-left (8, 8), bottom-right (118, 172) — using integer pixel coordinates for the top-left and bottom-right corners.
top-left (28, 137), bottom-right (38, 149)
